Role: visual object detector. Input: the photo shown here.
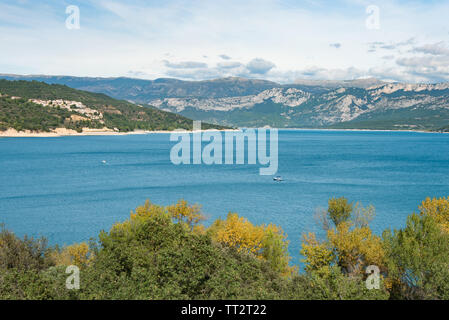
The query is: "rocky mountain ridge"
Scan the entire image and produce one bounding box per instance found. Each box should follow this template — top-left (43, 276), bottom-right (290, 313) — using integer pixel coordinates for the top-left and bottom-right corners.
top-left (1, 74), bottom-right (448, 130)
top-left (151, 82), bottom-right (449, 129)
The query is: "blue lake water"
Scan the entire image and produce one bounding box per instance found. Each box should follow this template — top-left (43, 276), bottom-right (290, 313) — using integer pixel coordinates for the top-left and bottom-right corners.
top-left (1, 129), bottom-right (449, 266)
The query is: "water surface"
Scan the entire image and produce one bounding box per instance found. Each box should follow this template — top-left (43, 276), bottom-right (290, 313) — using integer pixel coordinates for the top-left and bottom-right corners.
top-left (1, 129), bottom-right (449, 265)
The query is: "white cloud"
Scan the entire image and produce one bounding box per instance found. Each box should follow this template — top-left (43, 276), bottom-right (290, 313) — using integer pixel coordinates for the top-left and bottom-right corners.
top-left (163, 60), bottom-right (208, 69)
top-left (396, 56), bottom-right (449, 81)
top-left (412, 42), bottom-right (449, 56)
top-left (219, 54), bottom-right (232, 60)
top-left (1, 0), bottom-right (449, 83)
top-left (217, 61), bottom-right (243, 69)
top-left (246, 58), bottom-right (276, 75)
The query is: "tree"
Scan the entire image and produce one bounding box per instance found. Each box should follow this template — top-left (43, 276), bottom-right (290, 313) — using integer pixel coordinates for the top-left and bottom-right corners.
top-left (81, 206), bottom-right (289, 299)
top-left (50, 242), bottom-right (92, 268)
top-left (166, 200), bottom-right (205, 228)
top-left (327, 197), bottom-right (353, 226)
top-left (383, 213), bottom-right (449, 300)
top-left (284, 266), bottom-right (389, 300)
top-left (419, 196), bottom-right (449, 233)
top-left (127, 199), bottom-right (205, 230)
top-left (300, 232), bottom-right (334, 277)
top-left (208, 213), bottom-right (295, 276)
top-left (301, 198), bottom-right (384, 278)
top-left (327, 221), bottom-right (385, 276)
top-left (0, 224), bottom-right (49, 272)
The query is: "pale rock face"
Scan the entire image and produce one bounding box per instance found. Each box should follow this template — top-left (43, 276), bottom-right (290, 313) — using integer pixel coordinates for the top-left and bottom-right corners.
top-left (369, 82), bottom-right (449, 96)
top-left (149, 81), bottom-right (449, 126)
top-left (150, 88), bottom-right (311, 112)
top-left (30, 99), bottom-right (104, 120)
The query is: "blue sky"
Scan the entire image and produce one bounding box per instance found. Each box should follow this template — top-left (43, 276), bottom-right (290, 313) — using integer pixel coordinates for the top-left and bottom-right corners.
top-left (1, 0), bottom-right (449, 83)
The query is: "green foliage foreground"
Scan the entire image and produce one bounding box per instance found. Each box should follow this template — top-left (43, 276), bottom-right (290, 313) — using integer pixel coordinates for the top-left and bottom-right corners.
top-left (0, 197), bottom-right (448, 300)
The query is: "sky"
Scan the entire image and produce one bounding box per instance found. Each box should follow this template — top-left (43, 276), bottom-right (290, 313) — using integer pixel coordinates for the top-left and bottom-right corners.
top-left (1, 0), bottom-right (449, 83)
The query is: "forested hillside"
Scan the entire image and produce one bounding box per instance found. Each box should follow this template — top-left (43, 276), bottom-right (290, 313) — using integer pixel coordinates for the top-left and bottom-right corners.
top-left (0, 80), bottom-right (226, 133)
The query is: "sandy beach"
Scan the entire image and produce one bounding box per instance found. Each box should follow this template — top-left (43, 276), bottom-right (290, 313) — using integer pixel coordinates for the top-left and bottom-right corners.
top-left (0, 126), bottom-right (444, 138)
top-left (0, 127), bottom-right (240, 138)
top-left (0, 128), bottom-right (149, 137)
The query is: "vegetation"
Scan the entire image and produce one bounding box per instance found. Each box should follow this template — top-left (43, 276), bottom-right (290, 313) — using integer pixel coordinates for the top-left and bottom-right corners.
top-left (0, 80), bottom-right (227, 132)
top-left (327, 108), bottom-right (449, 131)
top-left (2, 76), bottom-right (449, 131)
top-left (0, 96), bottom-right (103, 132)
top-left (0, 196), bottom-right (448, 300)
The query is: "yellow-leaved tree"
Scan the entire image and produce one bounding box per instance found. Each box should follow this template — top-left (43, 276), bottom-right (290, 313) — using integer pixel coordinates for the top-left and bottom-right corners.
top-left (301, 197), bottom-right (385, 277)
top-left (327, 221), bottom-right (384, 275)
top-left (419, 196), bottom-right (449, 233)
top-left (51, 242), bottom-right (92, 268)
top-left (166, 199), bottom-right (205, 228)
top-left (111, 199), bottom-right (206, 236)
top-left (301, 232), bottom-right (334, 277)
top-left (208, 212), bottom-right (295, 276)
top-left (108, 200), bottom-right (294, 275)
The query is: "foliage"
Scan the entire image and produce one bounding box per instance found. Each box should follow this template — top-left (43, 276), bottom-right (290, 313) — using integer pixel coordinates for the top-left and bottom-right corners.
top-left (302, 198), bottom-right (385, 278)
top-left (50, 243), bottom-right (93, 269)
top-left (300, 233), bottom-right (334, 277)
top-left (419, 196), bottom-right (449, 233)
top-left (166, 200), bottom-right (205, 228)
top-left (0, 197), bottom-right (448, 300)
top-left (0, 224), bottom-right (50, 271)
top-left (208, 213), bottom-right (294, 276)
top-left (0, 225), bottom-right (76, 300)
top-left (327, 221), bottom-right (385, 276)
top-left (0, 96), bottom-right (103, 132)
top-left (79, 212), bottom-right (289, 299)
top-left (327, 197), bottom-right (353, 226)
top-left (283, 266), bottom-right (389, 300)
top-left (114, 199), bottom-right (205, 233)
top-left (383, 214), bottom-right (449, 300)
top-left (0, 79), bottom-right (227, 132)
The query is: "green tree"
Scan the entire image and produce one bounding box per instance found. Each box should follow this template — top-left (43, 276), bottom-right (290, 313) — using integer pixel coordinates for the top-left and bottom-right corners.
top-left (383, 214), bottom-right (449, 300)
top-left (302, 198), bottom-right (384, 278)
top-left (327, 197), bottom-right (353, 226)
top-left (79, 209), bottom-right (288, 299)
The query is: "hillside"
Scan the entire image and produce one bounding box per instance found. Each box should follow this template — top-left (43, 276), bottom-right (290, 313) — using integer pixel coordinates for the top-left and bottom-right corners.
top-left (2, 75), bottom-right (449, 131)
top-left (152, 83), bottom-right (449, 131)
top-left (0, 75), bottom-right (281, 101)
top-left (0, 74), bottom-right (387, 101)
top-left (0, 80), bottom-right (225, 133)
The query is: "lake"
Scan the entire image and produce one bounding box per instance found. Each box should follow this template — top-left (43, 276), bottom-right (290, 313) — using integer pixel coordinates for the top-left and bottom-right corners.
top-left (1, 129), bottom-right (449, 266)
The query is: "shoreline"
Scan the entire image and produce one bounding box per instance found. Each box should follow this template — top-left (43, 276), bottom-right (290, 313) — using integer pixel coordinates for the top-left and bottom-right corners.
top-left (251, 127), bottom-right (445, 134)
top-left (0, 127), bottom-right (240, 138)
top-left (0, 127), bottom-right (445, 138)
top-left (278, 127), bottom-right (444, 134)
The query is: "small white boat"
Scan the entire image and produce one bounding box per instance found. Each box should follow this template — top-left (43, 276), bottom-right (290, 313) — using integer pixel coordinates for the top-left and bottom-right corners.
top-left (273, 176), bottom-right (283, 182)
top-left (102, 160), bottom-right (107, 164)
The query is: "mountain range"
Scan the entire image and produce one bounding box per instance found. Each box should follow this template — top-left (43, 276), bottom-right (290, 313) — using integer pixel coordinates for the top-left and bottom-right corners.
top-left (1, 74), bottom-right (449, 131)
